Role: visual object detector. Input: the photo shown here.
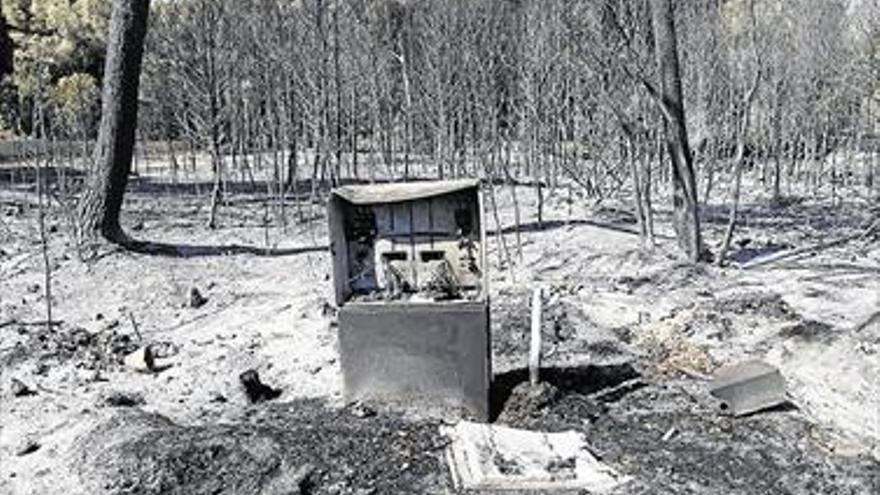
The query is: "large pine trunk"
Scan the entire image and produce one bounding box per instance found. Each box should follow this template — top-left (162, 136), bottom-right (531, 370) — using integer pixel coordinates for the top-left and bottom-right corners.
top-left (77, 0), bottom-right (151, 244)
top-left (650, 0), bottom-right (704, 262)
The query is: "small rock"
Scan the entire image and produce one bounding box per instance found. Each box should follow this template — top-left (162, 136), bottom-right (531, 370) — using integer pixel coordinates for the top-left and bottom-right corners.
top-left (11, 378), bottom-right (36, 397)
top-left (239, 369), bottom-right (281, 404)
top-left (15, 439), bottom-right (40, 456)
top-left (349, 402), bottom-right (376, 419)
top-left (150, 341), bottom-right (180, 359)
top-left (102, 319), bottom-right (120, 331)
top-left (189, 287), bottom-right (208, 309)
top-left (210, 393), bottom-right (228, 403)
top-left (102, 391), bottom-right (146, 407)
top-left (321, 301), bottom-right (336, 317)
top-left (88, 371), bottom-right (109, 382)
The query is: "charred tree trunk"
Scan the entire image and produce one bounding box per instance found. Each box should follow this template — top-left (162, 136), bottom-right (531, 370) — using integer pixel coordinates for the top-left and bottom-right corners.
top-left (650, 0), bottom-right (704, 262)
top-left (0, 8), bottom-right (13, 80)
top-left (771, 80), bottom-right (784, 204)
top-left (77, 0), bottom-right (151, 245)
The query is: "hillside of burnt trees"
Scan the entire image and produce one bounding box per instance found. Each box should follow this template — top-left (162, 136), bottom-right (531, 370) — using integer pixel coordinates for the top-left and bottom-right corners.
top-left (1, 0), bottom-right (878, 257)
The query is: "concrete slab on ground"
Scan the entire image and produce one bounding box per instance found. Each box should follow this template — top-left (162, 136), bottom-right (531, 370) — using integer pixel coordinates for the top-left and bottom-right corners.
top-left (442, 421), bottom-right (628, 492)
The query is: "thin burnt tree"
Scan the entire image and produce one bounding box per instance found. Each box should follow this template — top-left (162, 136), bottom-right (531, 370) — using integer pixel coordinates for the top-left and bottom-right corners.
top-left (650, 0), bottom-right (704, 262)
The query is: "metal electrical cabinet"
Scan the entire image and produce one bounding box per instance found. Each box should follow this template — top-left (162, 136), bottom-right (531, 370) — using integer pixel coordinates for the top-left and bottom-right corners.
top-left (328, 179), bottom-right (490, 419)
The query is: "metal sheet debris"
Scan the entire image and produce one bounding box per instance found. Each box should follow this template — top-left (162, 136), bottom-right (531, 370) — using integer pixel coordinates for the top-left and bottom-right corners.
top-left (442, 421), bottom-right (629, 492)
top-left (709, 360), bottom-right (788, 416)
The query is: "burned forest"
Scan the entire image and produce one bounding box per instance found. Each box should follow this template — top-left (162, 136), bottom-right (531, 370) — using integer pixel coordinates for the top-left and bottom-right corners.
top-left (1, 0), bottom-right (879, 494)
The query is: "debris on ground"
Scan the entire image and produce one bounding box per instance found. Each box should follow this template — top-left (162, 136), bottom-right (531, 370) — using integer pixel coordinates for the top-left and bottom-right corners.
top-left (149, 341), bottom-right (180, 359)
top-left (240, 369), bottom-right (282, 404)
top-left (101, 390), bottom-right (147, 408)
top-left (579, 382), bottom-right (878, 494)
top-left (442, 420), bottom-right (628, 492)
top-left (123, 345), bottom-right (156, 373)
top-left (709, 360), bottom-right (789, 416)
top-left (496, 382), bottom-right (561, 425)
top-left (712, 292), bottom-right (797, 320)
top-left (189, 287), bottom-right (208, 308)
top-left (0, 323), bottom-right (140, 371)
top-left (348, 401), bottom-right (376, 419)
top-left (74, 399), bottom-right (448, 495)
top-left (74, 409), bottom-right (313, 495)
top-left (15, 438), bottom-right (40, 456)
top-left (10, 377), bottom-right (36, 397)
top-left (492, 364), bottom-right (638, 431)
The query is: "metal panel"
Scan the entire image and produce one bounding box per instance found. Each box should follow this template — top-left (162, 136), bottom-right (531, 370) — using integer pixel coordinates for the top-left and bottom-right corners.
top-left (709, 361), bottom-right (787, 416)
top-left (333, 179), bottom-right (480, 205)
top-left (339, 301), bottom-right (490, 420)
top-left (328, 195), bottom-right (350, 306)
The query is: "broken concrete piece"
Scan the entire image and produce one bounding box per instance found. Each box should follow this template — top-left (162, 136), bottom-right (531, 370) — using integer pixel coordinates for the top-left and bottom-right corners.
top-left (442, 421), bottom-right (628, 492)
top-left (709, 360), bottom-right (788, 416)
top-left (123, 346), bottom-right (155, 372)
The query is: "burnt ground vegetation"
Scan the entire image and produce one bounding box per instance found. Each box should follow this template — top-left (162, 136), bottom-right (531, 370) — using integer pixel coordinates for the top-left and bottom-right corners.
top-left (63, 287), bottom-right (879, 495)
top-left (2, 181), bottom-right (879, 494)
top-left (74, 400), bottom-right (448, 495)
top-left (66, 361), bottom-right (879, 495)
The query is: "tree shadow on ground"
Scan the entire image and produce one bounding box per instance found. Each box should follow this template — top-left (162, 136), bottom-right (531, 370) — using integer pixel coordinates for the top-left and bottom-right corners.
top-left (727, 243), bottom-right (790, 264)
top-left (0, 165), bottom-right (86, 187)
top-left (125, 176), bottom-right (420, 197)
top-left (702, 198), bottom-right (873, 234)
top-left (494, 218), bottom-right (676, 241)
top-left (123, 239), bottom-right (327, 258)
top-left (490, 363), bottom-right (641, 422)
top-left (779, 262), bottom-right (880, 278)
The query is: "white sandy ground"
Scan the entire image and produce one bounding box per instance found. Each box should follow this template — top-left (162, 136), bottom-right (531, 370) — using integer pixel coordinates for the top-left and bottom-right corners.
top-left (1, 171), bottom-right (879, 494)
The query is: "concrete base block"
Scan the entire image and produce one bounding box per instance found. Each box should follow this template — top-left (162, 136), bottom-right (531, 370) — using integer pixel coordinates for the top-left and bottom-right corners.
top-left (339, 301), bottom-right (490, 420)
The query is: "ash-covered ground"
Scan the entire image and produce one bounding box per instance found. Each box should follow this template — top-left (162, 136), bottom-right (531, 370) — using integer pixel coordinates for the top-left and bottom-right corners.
top-left (2, 173), bottom-right (879, 494)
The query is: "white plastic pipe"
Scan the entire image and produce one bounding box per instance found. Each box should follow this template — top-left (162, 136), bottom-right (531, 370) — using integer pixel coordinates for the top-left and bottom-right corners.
top-left (529, 287), bottom-right (543, 385)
